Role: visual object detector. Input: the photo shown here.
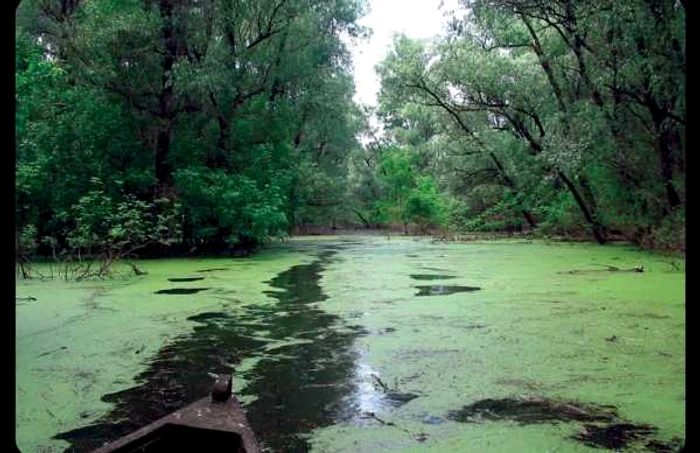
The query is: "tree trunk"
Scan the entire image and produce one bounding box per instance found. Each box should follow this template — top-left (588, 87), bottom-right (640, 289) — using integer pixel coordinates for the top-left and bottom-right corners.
top-left (519, 12), bottom-right (608, 243)
top-left (156, 0), bottom-right (177, 187)
top-left (658, 122), bottom-right (682, 213)
top-left (557, 170), bottom-right (607, 244)
top-left (488, 152), bottom-right (537, 229)
top-left (352, 208), bottom-right (372, 228)
top-left (155, 127), bottom-right (172, 185)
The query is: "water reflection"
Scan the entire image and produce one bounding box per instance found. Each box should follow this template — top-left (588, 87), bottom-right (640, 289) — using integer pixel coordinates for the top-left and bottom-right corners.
top-left (346, 358), bottom-right (419, 423)
top-left (55, 246), bottom-right (370, 453)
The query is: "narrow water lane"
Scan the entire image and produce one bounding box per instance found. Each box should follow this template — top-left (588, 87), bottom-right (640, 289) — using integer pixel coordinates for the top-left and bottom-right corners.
top-left (55, 246), bottom-right (367, 452)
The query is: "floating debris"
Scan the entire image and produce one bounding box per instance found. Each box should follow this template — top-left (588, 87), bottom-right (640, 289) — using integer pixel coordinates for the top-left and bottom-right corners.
top-left (560, 265), bottom-right (644, 275)
top-left (16, 296), bottom-right (37, 302)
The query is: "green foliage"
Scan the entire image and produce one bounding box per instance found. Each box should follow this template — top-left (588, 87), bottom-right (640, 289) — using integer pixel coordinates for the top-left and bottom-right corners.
top-left (533, 191), bottom-right (586, 237)
top-left (59, 178), bottom-right (181, 255)
top-left (641, 208), bottom-right (685, 252)
top-left (460, 196), bottom-right (525, 233)
top-left (15, 0), bottom-right (684, 253)
top-left (15, 0), bottom-right (366, 262)
top-left (348, 144), bottom-right (448, 232)
top-left (404, 176), bottom-right (446, 231)
top-left (175, 168), bottom-right (288, 246)
top-left (374, 0), bottom-right (684, 248)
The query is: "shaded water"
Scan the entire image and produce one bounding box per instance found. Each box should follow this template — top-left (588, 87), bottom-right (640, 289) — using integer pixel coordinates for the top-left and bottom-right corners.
top-left (448, 397), bottom-right (682, 451)
top-left (167, 277), bottom-right (205, 282)
top-left (153, 288), bottom-right (210, 295)
top-left (55, 247), bottom-right (367, 452)
top-left (447, 398), bottom-right (618, 424)
top-left (415, 285), bottom-right (481, 296)
top-left (409, 274), bottom-right (457, 281)
top-left (239, 249), bottom-right (367, 451)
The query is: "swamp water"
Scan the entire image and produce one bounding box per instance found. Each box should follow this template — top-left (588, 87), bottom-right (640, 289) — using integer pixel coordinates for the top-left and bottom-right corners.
top-left (16, 237), bottom-right (685, 452)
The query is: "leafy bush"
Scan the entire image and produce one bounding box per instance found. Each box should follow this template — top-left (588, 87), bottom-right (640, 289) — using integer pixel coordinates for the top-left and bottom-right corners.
top-left (403, 176), bottom-right (446, 232)
top-left (175, 168), bottom-right (288, 247)
top-left (60, 178), bottom-right (181, 257)
top-left (640, 208), bottom-right (685, 252)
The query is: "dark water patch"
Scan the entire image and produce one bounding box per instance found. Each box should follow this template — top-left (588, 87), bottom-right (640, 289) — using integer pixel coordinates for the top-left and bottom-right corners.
top-left (195, 268), bottom-right (228, 273)
top-left (243, 250), bottom-right (367, 451)
top-left (415, 285), bottom-right (481, 296)
top-left (54, 310), bottom-right (267, 452)
top-left (56, 247), bottom-right (366, 453)
top-left (645, 438), bottom-right (685, 452)
top-left (187, 312), bottom-right (229, 321)
top-left (410, 274), bottom-right (457, 281)
top-left (154, 288), bottom-right (210, 295)
top-left (572, 423), bottom-right (657, 450)
top-left (167, 277), bottom-right (205, 282)
top-left (448, 398), bottom-right (680, 451)
top-left (406, 254), bottom-right (420, 258)
top-left (385, 391), bottom-right (420, 407)
top-left (447, 398), bottom-right (618, 425)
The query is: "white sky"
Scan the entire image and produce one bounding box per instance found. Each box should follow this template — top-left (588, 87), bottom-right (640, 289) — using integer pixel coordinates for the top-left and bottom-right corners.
top-left (346, 0), bottom-right (461, 108)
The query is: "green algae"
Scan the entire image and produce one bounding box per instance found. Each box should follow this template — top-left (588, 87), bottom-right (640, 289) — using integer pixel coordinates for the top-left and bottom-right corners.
top-left (16, 249), bottom-right (310, 453)
top-left (16, 237), bottom-right (684, 452)
top-left (314, 237), bottom-right (685, 452)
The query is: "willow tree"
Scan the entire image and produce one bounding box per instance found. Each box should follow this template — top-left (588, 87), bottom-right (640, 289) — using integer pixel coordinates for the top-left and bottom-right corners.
top-left (375, 0), bottom-right (684, 247)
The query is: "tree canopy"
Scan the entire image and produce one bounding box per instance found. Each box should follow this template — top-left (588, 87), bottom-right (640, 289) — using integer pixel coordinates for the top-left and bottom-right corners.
top-left (16, 0), bottom-right (685, 268)
top-left (371, 0), bottom-right (684, 248)
top-left (16, 0), bottom-right (368, 261)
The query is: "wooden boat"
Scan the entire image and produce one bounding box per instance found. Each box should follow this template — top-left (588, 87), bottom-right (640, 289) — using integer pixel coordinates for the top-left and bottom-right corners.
top-left (90, 374), bottom-right (261, 453)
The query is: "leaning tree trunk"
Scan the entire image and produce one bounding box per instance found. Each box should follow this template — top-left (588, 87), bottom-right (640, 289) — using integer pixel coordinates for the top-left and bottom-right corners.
top-left (520, 13), bottom-right (608, 244)
top-left (489, 152), bottom-right (538, 229)
top-left (656, 120), bottom-right (682, 214)
top-left (556, 171), bottom-right (607, 244)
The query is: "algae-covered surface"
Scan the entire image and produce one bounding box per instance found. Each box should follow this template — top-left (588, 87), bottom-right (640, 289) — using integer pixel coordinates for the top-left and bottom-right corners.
top-left (16, 237), bottom-right (685, 452)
